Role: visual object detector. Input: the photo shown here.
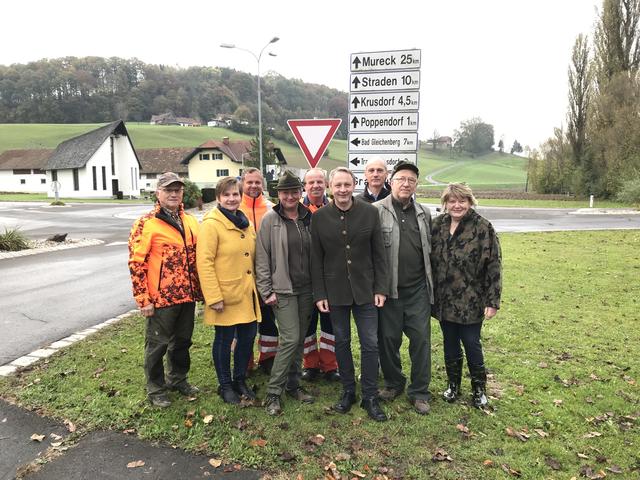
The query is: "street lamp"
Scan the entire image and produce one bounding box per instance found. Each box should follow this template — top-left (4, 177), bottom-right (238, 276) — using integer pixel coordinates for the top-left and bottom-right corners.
top-left (221, 36), bottom-right (279, 177)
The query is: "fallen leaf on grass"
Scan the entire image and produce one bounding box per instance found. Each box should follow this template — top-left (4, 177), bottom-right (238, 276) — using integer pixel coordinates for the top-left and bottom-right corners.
top-left (185, 410), bottom-right (195, 418)
top-left (335, 452), bottom-right (351, 461)
top-left (505, 427), bottom-right (530, 442)
top-left (278, 452), bottom-right (295, 462)
top-left (235, 419), bottom-right (249, 431)
top-left (534, 428), bottom-right (549, 438)
top-left (577, 453), bottom-right (590, 459)
top-left (208, 458), bottom-right (222, 468)
top-left (250, 438), bottom-right (267, 447)
top-left (127, 460), bottom-right (145, 468)
top-left (30, 434), bottom-right (45, 442)
top-left (514, 384), bottom-right (525, 396)
top-left (93, 367), bottom-right (106, 378)
top-left (184, 419), bottom-right (193, 429)
top-left (431, 448), bottom-right (453, 462)
top-left (583, 431), bottom-right (602, 438)
top-left (350, 470), bottom-right (366, 478)
top-left (456, 423), bottom-right (469, 434)
top-left (324, 461), bottom-right (340, 478)
top-left (483, 459), bottom-right (494, 467)
top-left (306, 434), bottom-right (325, 446)
top-left (50, 441), bottom-right (63, 447)
top-left (500, 464), bottom-right (522, 477)
top-left (203, 415), bottom-right (214, 424)
top-left (553, 399), bottom-right (563, 407)
top-left (545, 456), bottom-right (562, 471)
top-left (579, 465), bottom-right (607, 479)
top-left (538, 362), bottom-right (548, 368)
top-left (606, 465), bottom-right (623, 474)
top-left (64, 420), bottom-right (76, 432)
top-left (122, 428), bottom-right (136, 434)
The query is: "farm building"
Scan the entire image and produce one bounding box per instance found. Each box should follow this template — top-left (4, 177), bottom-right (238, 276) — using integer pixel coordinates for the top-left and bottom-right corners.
top-left (137, 147), bottom-right (191, 191)
top-left (181, 138), bottom-right (252, 188)
top-left (0, 149), bottom-right (52, 193)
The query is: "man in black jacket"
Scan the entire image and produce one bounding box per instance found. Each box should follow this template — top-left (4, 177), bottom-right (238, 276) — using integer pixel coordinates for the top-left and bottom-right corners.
top-left (311, 167), bottom-right (389, 421)
top-left (356, 158), bottom-right (391, 203)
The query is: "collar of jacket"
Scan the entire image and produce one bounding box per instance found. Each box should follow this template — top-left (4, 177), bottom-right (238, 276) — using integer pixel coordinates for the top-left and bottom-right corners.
top-left (204, 207), bottom-right (248, 231)
top-left (302, 194), bottom-right (328, 208)
top-left (154, 202), bottom-right (185, 232)
top-left (241, 193), bottom-right (269, 208)
top-left (443, 208), bottom-right (477, 233)
top-left (274, 202), bottom-right (312, 226)
top-left (363, 181), bottom-right (391, 201)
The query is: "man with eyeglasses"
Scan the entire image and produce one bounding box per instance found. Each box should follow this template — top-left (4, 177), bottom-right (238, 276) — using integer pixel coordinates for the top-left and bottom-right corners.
top-left (374, 161), bottom-right (434, 415)
top-left (128, 172), bottom-right (203, 408)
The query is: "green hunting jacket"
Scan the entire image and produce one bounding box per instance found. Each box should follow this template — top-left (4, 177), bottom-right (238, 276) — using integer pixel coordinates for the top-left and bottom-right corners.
top-left (431, 209), bottom-right (502, 325)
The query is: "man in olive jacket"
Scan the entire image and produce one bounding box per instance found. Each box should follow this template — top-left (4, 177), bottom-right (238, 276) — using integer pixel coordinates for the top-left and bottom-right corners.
top-left (311, 167), bottom-right (389, 422)
top-left (374, 161), bottom-right (434, 415)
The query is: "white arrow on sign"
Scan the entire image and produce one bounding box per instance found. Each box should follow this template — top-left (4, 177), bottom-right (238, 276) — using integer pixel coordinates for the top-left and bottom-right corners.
top-left (348, 153), bottom-right (418, 172)
top-left (350, 92), bottom-right (420, 112)
top-left (349, 133), bottom-right (418, 152)
top-left (349, 112), bottom-right (419, 132)
top-left (350, 71), bottom-right (420, 92)
top-left (351, 49), bottom-right (421, 72)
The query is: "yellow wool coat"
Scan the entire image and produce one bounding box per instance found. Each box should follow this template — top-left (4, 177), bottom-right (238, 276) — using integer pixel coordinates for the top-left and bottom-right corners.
top-left (196, 208), bottom-right (262, 326)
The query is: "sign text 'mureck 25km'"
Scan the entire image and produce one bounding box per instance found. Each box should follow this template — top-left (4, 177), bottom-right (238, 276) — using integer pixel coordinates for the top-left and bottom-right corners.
top-left (348, 48), bottom-right (421, 189)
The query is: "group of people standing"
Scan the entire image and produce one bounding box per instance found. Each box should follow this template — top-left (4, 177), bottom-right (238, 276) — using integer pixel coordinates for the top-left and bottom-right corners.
top-left (128, 159), bottom-right (502, 422)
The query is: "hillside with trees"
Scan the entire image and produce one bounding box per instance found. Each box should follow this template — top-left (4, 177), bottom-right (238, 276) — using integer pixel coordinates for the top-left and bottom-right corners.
top-left (529, 0), bottom-right (640, 200)
top-left (0, 57), bottom-right (349, 141)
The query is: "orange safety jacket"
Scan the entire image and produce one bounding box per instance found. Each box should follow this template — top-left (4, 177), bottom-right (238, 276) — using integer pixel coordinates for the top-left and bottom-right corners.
top-left (240, 194), bottom-right (272, 232)
top-left (128, 203), bottom-right (203, 309)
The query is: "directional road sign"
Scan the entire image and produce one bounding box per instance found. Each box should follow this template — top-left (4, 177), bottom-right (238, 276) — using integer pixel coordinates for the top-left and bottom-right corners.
top-left (348, 153), bottom-right (418, 172)
top-left (350, 92), bottom-right (420, 112)
top-left (350, 49), bottom-right (421, 72)
top-left (350, 112), bottom-right (419, 132)
top-left (350, 71), bottom-right (420, 92)
top-left (349, 132), bottom-right (418, 152)
top-left (287, 118), bottom-right (342, 168)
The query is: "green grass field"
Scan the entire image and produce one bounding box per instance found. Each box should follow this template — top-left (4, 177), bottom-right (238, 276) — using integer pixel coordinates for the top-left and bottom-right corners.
top-left (1, 230), bottom-right (638, 479)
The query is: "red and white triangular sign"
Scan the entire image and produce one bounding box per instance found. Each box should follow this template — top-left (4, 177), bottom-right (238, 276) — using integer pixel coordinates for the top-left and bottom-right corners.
top-left (287, 119), bottom-right (342, 168)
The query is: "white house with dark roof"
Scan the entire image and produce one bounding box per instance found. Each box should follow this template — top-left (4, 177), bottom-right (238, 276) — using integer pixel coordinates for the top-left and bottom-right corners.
top-left (46, 120), bottom-right (141, 198)
top-left (0, 149), bottom-right (53, 193)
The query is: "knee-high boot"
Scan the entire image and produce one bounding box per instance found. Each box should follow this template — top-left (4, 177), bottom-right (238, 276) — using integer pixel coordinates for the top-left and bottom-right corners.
top-left (468, 363), bottom-right (488, 408)
top-left (442, 356), bottom-right (463, 403)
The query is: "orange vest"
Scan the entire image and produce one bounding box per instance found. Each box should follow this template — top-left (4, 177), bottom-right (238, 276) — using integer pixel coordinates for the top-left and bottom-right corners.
top-left (240, 194), bottom-right (273, 232)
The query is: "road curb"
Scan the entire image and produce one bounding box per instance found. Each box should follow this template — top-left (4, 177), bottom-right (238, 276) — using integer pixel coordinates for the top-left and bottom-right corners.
top-left (0, 309), bottom-right (139, 377)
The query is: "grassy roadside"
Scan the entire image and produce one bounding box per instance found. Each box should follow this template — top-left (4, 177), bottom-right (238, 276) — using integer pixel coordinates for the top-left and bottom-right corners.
top-left (416, 197), bottom-right (634, 209)
top-left (1, 230), bottom-right (639, 478)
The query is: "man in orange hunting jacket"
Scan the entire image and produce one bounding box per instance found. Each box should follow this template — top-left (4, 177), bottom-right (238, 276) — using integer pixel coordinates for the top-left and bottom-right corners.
top-left (128, 172), bottom-right (203, 408)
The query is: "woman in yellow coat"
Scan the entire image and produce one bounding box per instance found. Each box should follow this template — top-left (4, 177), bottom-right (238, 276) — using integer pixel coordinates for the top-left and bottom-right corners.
top-left (197, 177), bottom-right (262, 404)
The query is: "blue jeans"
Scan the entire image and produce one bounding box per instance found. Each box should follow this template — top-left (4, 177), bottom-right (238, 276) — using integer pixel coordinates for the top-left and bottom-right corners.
top-left (212, 321), bottom-right (257, 386)
top-left (330, 303), bottom-right (379, 399)
top-left (439, 320), bottom-right (484, 366)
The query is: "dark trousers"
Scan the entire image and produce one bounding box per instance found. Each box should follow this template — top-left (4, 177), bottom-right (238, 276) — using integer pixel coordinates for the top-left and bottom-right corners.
top-left (330, 303), bottom-right (379, 399)
top-left (213, 321), bottom-right (258, 386)
top-left (144, 302), bottom-right (195, 396)
top-left (379, 282), bottom-right (431, 400)
top-left (439, 320), bottom-right (484, 366)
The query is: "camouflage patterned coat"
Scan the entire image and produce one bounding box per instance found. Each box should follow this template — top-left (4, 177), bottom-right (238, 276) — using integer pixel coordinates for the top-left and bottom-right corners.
top-left (431, 209), bottom-right (502, 325)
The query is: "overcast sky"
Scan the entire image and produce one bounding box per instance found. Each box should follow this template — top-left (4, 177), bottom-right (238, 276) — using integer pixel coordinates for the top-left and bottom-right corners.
top-left (1, 0), bottom-right (601, 150)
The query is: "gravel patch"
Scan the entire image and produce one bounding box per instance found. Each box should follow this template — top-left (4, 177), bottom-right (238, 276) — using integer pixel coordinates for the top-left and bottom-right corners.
top-left (0, 238), bottom-right (104, 260)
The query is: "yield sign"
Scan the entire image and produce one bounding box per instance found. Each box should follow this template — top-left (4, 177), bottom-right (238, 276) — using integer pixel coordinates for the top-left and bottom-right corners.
top-left (287, 118), bottom-right (342, 168)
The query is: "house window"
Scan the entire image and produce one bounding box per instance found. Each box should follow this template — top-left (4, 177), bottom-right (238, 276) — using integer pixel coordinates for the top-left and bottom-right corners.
top-left (200, 153), bottom-right (210, 160)
top-left (146, 173), bottom-right (157, 179)
top-left (51, 170), bottom-right (58, 181)
top-left (110, 137), bottom-right (115, 175)
top-left (102, 166), bottom-right (107, 190)
top-left (73, 168), bottom-right (79, 191)
top-left (92, 166), bottom-right (97, 190)
top-left (216, 169), bottom-right (229, 176)
top-left (41, 179), bottom-right (46, 184)
top-left (13, 169), bottom-right (30, 175)
top-left (20, 179), bottom-right (26, 184)
top-left (213, 153), bottom-right (223, 160)
top-left (33, 169), bottom-right (44, 174)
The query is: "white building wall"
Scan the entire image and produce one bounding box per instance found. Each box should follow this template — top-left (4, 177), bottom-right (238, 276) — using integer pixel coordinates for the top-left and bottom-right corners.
top-left (0, 170), bottom-right (48, 193)
top-left (113, 135), bottom-right (140, 197)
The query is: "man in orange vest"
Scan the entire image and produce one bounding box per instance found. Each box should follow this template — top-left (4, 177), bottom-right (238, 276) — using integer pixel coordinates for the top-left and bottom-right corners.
top-left (300, 168), bottom-right (340, 382)
top-left (240, 167), bottom-right (277, 372)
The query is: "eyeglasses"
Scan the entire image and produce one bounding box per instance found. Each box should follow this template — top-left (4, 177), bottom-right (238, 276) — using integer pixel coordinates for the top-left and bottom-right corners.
top-left (392, 177), bottom-right (417, 185)
top-left (161, 187), bottom-right (184, 194)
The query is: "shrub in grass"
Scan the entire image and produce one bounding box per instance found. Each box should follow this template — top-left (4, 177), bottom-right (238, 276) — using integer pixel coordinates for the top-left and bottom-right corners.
top-left (0, 227), bottom-right (30, 251)
top-left (616, 176), bottom-right (640, 205)
top-left (50, 200), bottom-right (66, 206)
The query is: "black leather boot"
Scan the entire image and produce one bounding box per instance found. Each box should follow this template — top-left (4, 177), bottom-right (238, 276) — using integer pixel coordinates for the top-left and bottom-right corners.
top-left (360, 397), bottom-right (388, 422)
top-left (218, 384), bottom-right (240, 404)
top-left (469, 364), bottom-right (488, 408)
top-left (232, 378), bottom-right (256, 400)
top-left (442, 356), bottom-right (463, 403)
top-left (333, 390), bottom-right (357, 414)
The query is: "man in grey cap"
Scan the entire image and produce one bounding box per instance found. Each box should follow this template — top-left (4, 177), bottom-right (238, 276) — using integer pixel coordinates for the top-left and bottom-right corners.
top-left (128, 172), bottom-right (203, 407)
top-left (374, 161), bottom-right (433, 415)
top-left (256, 171), bottom-right (315, 415)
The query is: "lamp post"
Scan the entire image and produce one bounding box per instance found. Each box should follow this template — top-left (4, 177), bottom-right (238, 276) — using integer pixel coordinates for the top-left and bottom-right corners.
top-left (221, 36), bottom-right (279, 177)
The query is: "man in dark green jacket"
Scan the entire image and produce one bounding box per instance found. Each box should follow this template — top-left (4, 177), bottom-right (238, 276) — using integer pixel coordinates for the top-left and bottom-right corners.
top-left (311, 167), bottom-right (389, 422)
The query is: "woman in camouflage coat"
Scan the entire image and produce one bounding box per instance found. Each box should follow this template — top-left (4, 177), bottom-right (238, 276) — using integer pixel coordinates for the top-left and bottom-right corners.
top-left (431, 183), bottom-right (501, 408)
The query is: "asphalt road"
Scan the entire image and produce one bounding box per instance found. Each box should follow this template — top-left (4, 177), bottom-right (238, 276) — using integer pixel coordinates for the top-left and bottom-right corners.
top-left (1, 201), bottom-right (639, 366)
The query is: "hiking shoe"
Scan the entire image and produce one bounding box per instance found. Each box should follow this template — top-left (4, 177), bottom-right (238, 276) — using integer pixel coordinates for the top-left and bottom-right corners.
top-left (285, 386), bottom-right (315, 404)
top-left (264, 394), bottom-right (282, 416)
top-left (149, 393), bottom-right (171, 408)
top-left (378, 387), bottom-right (403, 402)
top-left (410, 398), bottom-right (431, 415)
top-left (301, 367), bottom-right (320, 382)
top-left (170, 382), bottom-right (199, 396)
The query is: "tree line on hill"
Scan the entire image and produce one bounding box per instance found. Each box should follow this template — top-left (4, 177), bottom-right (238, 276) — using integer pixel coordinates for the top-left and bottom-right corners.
top-left (529, 0), bottom-right (640, 201)
top-left (0, 57), bottom-right (349, 141)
